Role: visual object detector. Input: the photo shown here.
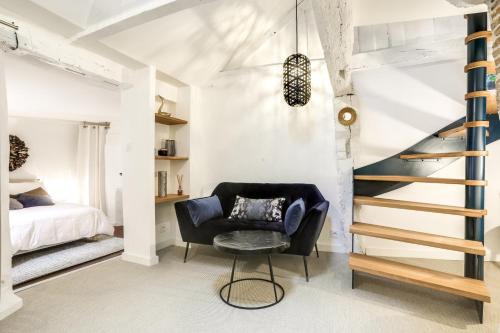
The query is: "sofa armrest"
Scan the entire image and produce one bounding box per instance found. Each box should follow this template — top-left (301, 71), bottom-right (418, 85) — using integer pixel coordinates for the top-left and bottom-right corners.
top-left (175, 200), bottom-right (198, 242)
top-left (286, 201), bottom-right (329, 256)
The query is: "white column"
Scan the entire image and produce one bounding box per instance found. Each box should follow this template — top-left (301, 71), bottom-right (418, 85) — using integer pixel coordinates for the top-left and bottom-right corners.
top-left (0, 53), bottom-right (22, 320)
top-left (121, 66), bottom-right (159, 266)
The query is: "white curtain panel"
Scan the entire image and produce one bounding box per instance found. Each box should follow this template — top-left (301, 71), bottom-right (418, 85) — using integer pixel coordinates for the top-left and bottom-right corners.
top-left (77, 124), bottom-right (107, 213)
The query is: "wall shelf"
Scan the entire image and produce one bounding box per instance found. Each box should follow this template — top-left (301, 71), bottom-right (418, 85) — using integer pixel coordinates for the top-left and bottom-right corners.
top-left (155, 113), bottom-right (188, 125)
top-left (155, 194), bottom-right (189, 204)
top-left (155, 156), bottom-right (189, 161)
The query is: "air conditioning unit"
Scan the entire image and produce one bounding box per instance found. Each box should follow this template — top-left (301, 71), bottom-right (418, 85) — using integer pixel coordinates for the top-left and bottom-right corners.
top-left (0, 19), bottom-right (18, 52)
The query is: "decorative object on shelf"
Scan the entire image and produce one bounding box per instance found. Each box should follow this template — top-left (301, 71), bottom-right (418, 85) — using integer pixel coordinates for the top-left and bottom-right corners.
top-left (338, 106), bottom-right (357, 126)
top-left (177, 174), bottom-right (184, 195)
top-left (158, 171), bottom-right (168, 197)
top-left (167, 140), bottom-right (176, 156)
top-left (9, 135), bottom-right (29, 172)
top-left (156, 95), bottom-right (171, 116)
top-left (283, 0), bottom-right (311, 107)
top-left (158, 139), bottom-right (169, 156)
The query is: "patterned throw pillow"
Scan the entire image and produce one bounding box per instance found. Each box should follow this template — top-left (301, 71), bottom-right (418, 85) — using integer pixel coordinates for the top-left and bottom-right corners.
top-left (229, 196), bottom-right (286, 222)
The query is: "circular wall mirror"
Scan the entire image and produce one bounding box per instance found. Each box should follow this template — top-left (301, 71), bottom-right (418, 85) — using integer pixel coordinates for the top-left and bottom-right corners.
top-left (338, 107), bottom-right (357, 126)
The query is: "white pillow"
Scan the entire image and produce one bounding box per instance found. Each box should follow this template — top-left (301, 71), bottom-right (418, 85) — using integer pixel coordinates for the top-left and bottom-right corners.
top-left (9, 181), bottom-right (43, 195)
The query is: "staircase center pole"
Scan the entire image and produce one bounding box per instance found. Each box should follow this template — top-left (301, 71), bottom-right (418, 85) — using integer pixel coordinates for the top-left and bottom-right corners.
top-left (465, 12), bottom-right (487, 280)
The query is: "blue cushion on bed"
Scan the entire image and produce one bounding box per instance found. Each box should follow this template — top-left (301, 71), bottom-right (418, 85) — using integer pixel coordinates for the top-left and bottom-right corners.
top-left (186, 195), bottom-right (223, 227)
top-left (17, 193), bottom-right (54, 208)
top-left (284, 198), bottom-right (305, 236)
top-left (9, 198), bottom-right (23, 210)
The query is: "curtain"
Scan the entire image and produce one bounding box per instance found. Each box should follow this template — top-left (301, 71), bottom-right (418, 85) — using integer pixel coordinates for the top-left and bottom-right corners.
top-left (76, 124), bottom-right (107, 213)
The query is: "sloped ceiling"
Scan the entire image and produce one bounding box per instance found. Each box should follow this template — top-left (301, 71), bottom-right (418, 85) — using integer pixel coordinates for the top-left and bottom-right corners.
top-left (100, 0), bottom-right (298, 85)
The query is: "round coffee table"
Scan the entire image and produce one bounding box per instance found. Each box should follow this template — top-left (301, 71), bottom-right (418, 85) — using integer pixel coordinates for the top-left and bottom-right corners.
top-left (214, 230), bottom-right (290, 309)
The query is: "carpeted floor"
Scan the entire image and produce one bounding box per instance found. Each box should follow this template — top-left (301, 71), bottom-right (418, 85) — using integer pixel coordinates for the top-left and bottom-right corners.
top-left (0, 246), bottom-right (499, 333)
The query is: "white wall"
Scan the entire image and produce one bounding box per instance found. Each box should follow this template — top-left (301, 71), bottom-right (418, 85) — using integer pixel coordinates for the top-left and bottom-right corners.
top-left (8, 117), bottom-right (79, 201)
top-left (121, 66), bottom-right (158, 266)
top-left (192, 62), bottom-right (344, 251)
top-left (4, 55), bottom-right (120, 122)
top-left (0, 53), bottom-right (22, 320)
top-left (352, 59), bottom-right (500, 261)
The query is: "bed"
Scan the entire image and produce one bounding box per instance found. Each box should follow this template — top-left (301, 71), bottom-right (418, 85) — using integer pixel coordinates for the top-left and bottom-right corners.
top-left (9, 202), bottom-right (115, 255)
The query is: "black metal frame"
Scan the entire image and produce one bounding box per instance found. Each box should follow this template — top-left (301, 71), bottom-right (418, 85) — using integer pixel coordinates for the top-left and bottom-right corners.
top-left (219, 255), bottom-right (285, 309)
top-left (465, 12), bottom-right (488, 324)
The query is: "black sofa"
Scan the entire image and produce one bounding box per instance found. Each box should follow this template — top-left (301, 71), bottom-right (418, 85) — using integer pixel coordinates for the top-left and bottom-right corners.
top-left (175, 182), bottom-right (329, 281)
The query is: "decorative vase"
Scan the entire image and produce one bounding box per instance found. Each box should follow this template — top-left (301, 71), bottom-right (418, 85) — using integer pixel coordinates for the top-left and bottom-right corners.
top-left (158, 171), bottom-right (168, 197)
top-left (167, 140), bottom-right (176, 156)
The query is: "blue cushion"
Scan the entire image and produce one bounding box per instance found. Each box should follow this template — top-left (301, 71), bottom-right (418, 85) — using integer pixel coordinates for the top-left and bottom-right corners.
top-left (186, 195), bottom-right (223, 227)
top-left (284, 198), bottom-right (305, 236)
top-left (17, 193), bottom-right (54, 208)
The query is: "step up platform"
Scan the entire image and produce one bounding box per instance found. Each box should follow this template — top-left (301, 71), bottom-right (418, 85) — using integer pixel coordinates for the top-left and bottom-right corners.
top-left (354, 196), bottom-right (487, 217)
top-left (354, 175), bottom-right (487, 186)
top-left (350, 222), bottom-right (485, 255)
top-left (349, 253), bottom-right (491, 302)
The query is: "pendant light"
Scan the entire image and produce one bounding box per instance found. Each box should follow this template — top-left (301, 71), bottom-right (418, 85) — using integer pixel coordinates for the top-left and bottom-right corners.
top-left (283, 0), bottom-right (311, 107)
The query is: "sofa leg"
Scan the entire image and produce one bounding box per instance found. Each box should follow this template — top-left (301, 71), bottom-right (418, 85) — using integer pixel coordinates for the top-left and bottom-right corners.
top-left (303, 256), bottom-right (309, 282)
top-left (183, 242), bottom-right (190, 263)
top-left (315, 243), bottom-right (319, 258)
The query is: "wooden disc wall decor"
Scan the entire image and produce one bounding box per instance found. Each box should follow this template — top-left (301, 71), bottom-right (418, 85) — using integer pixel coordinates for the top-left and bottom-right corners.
top-left (338, 107), bottom-right (357, 126)
top-left (9, 135), bottom-right (29, 172)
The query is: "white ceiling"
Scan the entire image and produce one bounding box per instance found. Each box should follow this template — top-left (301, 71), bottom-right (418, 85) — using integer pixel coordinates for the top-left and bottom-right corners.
top-left (101, 0), bottom-right (301, 84)
top-left (0, 0), bottom-right (488, 85)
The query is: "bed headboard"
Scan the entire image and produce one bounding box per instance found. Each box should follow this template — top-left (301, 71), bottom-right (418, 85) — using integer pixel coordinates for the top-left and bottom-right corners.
top-left (9, 179), bottom-right (42, 195)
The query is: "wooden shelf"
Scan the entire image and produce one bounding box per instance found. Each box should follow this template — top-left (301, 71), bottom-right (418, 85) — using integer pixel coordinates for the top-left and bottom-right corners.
top-left (155, 156), bottom-right (189, 161)
top-left (155, 113), bottom-right (188, 125)
top-left (350, 222), bottom-right (485, 255)
top-left (155, 194), bottom-right (189, 204)
top-left (349, 253), bottom-right (491, 302)
top-left (354, 175), bottom-right (487, 186)
top-left (400, 151), bottom-right (488, 160)
top-left (354, 196), bottom-right (487, 217)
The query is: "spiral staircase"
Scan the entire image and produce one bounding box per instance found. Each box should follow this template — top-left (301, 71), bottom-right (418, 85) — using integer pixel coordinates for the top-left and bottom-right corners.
top-left (349, 12), bottom-right (498, 323)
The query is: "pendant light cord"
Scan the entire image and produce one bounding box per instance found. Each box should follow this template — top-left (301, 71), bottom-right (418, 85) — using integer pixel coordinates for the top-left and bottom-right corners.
top-left (295, 0), bottom-right (298, 54)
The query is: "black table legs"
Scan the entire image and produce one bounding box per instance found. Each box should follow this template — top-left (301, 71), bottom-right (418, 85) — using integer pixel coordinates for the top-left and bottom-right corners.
top-left (267, 255), bottom-right (278, 302)
top-left (219, 255), bottom-right (285, 309)
top-left (227, 255), bottom-right (237, 302)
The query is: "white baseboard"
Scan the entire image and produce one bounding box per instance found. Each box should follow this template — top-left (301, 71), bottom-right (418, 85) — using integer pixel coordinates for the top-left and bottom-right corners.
top-left (0, 288), bottom-right (22, 321)
top-left (156, 238), bottom-right (175, 251)
top-left (121, 252), bottom-right (159, 266)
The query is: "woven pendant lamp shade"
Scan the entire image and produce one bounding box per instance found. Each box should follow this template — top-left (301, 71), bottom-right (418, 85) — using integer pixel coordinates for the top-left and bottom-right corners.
top-left (283, 0), bottom-right (311, 107)
top-left (283, 53), bottom-right (311, 107)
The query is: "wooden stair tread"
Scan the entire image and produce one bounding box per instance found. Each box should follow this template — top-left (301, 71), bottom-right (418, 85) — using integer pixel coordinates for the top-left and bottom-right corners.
top-left (350, 222), bottom-right (485, 255)
top-left (400, 151), bottom-right (488, 159)
top-left (464, 61), bottom-right (496, 74)
top-left (464, 31), bottom-right (492, 44)
top-left (349, 253), bottom-right (491, 302)
top-left (354, 175), bottom-right (486, 186)
top-left (439, 121), bottom-right (490, 138)
top-left (354, 196), bottom-right (487, 217)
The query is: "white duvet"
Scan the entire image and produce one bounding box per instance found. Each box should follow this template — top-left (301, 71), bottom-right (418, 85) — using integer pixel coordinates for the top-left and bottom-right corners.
top-left (9, 203), bottom-right (115, 254)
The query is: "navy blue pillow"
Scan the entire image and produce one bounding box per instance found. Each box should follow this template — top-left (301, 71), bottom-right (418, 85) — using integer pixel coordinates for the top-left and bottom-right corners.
top-left (284, 198), bottom-right (305, 236)
top-left (17, 193), bottom-right (54, 208)
top-left (186, 195), bottom-right (223, 227)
